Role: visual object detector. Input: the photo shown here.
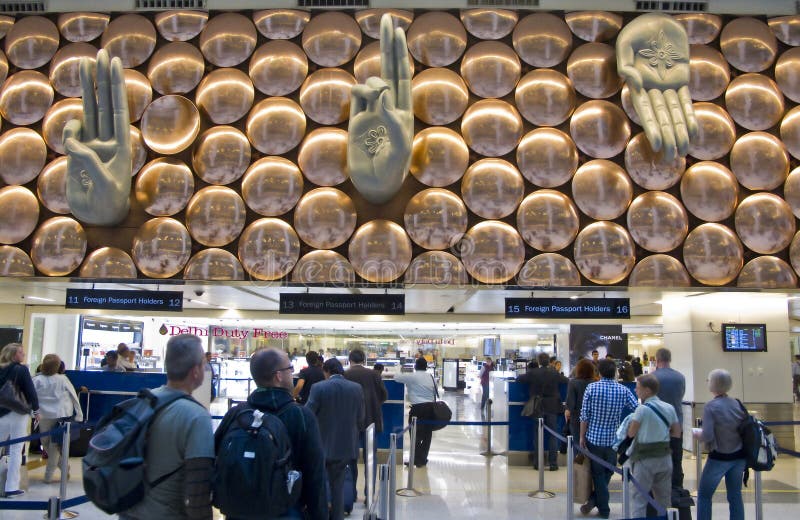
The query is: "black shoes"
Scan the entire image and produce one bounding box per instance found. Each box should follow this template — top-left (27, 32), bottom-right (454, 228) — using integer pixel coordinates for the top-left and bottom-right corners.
top-left (579, 499), bottom-right (596, 515)
top-left (548, 465), bottom-right (559, 471)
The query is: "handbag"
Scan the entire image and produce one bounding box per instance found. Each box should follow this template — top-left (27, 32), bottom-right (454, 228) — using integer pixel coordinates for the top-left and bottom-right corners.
top-left (521, 395), bottom-right (543, 418)
top-left (573, 453), bottom-right (593, 503)
top-left (0, 370), bottom-right (31, 415)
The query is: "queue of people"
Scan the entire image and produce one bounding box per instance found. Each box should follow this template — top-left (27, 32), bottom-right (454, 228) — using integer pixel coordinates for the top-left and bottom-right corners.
top-left (0, 337), bottom-right (774, 520)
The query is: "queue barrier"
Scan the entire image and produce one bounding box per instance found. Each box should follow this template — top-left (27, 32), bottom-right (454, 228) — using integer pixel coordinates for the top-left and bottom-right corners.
top-left (0, 421), bottom-right (92, 519)
top-left (540, 422), bottom-right (675, 520)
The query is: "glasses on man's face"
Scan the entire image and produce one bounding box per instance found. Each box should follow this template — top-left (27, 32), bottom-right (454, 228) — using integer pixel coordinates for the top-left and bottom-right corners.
top-left (273, 365), bottom-right (293, 375)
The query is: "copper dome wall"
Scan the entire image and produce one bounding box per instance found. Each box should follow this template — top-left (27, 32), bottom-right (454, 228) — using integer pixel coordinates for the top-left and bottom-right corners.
top-left (1, 9), bottom-right (800, 288)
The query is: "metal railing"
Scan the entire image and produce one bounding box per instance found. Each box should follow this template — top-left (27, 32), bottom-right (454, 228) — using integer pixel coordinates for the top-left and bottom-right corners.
top-left (0, 422), bottom-right (91, 519)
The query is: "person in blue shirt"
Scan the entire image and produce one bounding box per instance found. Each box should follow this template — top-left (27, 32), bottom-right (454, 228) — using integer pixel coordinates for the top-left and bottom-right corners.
top-left (579, 359), bottom-right (638, 519)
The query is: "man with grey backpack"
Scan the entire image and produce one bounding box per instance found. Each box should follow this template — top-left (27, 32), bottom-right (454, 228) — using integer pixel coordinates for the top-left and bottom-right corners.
top-left (84, 334), bottom-right (214, 519)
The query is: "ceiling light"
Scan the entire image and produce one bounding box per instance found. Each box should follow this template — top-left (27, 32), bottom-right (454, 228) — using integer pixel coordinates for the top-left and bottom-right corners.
top-left (570, 295), bottom-right (579, 300)
top-left (25, 296), bottom-right (56, 302)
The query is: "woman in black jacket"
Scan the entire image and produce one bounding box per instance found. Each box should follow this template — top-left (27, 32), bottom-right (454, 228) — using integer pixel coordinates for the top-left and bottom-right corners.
top-left (0, 343), bottom-right (39, 498)
top-left (565, 359), bottom-right (596, 444)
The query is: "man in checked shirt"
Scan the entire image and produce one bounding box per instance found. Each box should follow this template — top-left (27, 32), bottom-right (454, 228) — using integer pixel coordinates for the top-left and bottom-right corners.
top-left (579, 359), bottom-right (638, 518)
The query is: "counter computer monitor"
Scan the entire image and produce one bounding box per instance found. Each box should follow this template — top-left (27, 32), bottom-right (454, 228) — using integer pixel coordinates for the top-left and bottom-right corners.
top-left (721, 323), bottom-right (767, 352)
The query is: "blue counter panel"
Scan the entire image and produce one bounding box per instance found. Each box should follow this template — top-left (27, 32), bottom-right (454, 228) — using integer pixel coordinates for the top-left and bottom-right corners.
top-left (378, 380), bottom-right (405, 449)
top-left (507, 381), bottom-right (635, 453)
top-left (66, 370), bottom-right (167, 423)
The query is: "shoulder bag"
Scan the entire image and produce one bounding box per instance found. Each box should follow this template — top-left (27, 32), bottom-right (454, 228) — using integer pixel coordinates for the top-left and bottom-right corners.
top-left (0, 367), bottom-right (31, 415)
top-left (428, 374), bottom-right (452, 431)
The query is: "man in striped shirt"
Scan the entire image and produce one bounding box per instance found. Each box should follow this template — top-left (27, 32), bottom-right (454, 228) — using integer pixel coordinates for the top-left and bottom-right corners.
top-left (579, 359), bottom-right (638, 518)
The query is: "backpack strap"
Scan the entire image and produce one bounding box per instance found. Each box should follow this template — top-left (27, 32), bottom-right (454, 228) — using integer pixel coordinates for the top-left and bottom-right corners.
top-left (430, 374), bottom-right (439, 401)
top-left (644, 402), bottom-right (672, 431)
top-left (144, 389), bottom-right (200, 488)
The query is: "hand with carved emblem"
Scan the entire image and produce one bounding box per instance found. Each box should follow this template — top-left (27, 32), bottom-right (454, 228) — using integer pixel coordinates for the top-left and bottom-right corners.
top-left (63, 49), bottom-right (131, 226)
top-left (348, 14), bottom-right (413, 205)
top-left (617, 13), bottom-right (698, 160)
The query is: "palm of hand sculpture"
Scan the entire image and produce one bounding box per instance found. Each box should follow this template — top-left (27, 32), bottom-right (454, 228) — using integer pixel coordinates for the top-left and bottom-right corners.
top-left (348, 14), bottom-right (413, 205)
top-left (617, 13), bottom-right (698, 160)
top-left (63, 49), bottom-right (131, 226)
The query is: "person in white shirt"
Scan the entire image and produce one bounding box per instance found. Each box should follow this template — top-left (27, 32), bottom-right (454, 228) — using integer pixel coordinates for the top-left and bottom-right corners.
top-left (32, 354), bottom-right (83, 483)
top-left (394, 358), bottom-right (437, 467)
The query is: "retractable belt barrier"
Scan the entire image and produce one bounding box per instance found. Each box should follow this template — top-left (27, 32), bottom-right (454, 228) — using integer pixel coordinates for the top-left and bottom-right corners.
top-left (0, 421), bottom-right (93, 517)
top-left (541, 423), bottom-right (669, 519)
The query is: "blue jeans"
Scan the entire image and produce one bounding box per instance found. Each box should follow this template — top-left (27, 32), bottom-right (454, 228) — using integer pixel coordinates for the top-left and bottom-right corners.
top-left (697, 457), bottom-right (746, 520)
top-left (587, 442), bottom-right (617, 516)
top-left (481, 381), bottom-right (490, 410)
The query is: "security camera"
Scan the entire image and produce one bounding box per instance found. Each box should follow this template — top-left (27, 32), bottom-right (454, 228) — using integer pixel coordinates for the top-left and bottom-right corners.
top-left (194, 289), bottom-right (205, 297)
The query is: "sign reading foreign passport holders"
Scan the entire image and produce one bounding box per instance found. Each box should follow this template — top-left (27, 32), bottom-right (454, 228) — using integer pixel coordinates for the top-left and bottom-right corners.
top-left (505, 298), bottom-right (630, 319)
top-left (280, 293), bottom-right (405, 315)
top-left (66, 289), bottom-right (183, 312)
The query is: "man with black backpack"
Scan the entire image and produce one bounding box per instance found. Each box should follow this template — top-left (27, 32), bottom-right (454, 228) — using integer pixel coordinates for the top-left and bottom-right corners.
top-left (214, 348), bottom-right (327, 520)
top-left (115, 334), bottom-right (214, 520)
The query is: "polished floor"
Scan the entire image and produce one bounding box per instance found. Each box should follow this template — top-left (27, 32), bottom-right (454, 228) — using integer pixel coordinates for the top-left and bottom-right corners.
top-left (3, 390), bottom-right (800, 519)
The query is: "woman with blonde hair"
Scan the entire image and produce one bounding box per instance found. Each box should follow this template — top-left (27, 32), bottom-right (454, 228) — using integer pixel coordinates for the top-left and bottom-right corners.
top-left (0, 343), bottom-right (39, 498)
top-left (33, 354), bottom-right (83, 483)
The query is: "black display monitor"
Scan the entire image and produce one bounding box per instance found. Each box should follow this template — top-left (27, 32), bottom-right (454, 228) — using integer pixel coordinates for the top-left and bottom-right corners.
top-left (721, 323), bottom-right (767, 352)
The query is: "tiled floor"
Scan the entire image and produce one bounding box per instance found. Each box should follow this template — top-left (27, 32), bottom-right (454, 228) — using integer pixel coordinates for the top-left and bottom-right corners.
top-left (3, 392), bottom-right (800, 519)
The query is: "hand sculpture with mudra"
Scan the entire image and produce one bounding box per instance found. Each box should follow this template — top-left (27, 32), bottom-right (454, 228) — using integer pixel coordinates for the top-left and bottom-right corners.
top-left (616, 13), bottom-right (698, 160)
top-left (63, 49), bottom-right (132, 226)
top-left (348, 14), bottom-right (413, 205)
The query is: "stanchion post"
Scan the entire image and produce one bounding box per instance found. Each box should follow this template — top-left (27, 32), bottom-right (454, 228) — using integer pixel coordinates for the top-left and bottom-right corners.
top-left (528, 417), bottom-right (555, 499)
top-left (566, 435), bottom-right (575, 520)
top-left (693, 417), bottom-right (703, 497)
top-left (480, 399), bottom-right (498, 457)
top-left (754, 470), bottom-right (763, 520)
top-left (388, 433), bottom-right (397, 520)
top-left (57, 424), bottom-right (80, 519)
top-left (666, 507), bottom-right (679, 520)
top-left (376, 463), bottom-right (389, 520)
top-left (622, 465), bottom-right (631, 519)
top-left (396, 418), bottom-right (422, 497)
top-left (365, 423), bottom-right (375, 511)
top-left (47, 496), bottom-right (61, 520)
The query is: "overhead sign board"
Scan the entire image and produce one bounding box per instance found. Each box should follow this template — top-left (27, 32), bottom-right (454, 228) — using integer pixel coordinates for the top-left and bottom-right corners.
top-left (505, 298), bottom-right (630, 319)
top-left (66, 289), bottom-right (184, 312)
top-left (279, 293), bottom-right (405, 315)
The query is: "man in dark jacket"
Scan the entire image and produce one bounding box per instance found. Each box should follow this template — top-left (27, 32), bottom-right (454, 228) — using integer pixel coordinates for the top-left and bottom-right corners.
top-left (307, 359), bottom-right (365, 520)
top-left (517, 352), bottom-right (568, 470)
top-left (344, 348), bottom-right (387, 503)
top-left (214, 348), bottom-right (327, 520)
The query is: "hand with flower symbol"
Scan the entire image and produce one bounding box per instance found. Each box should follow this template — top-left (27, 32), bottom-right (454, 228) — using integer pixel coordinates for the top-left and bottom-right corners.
top-left (617, 13), bottom-right (698, 160)
top-left (348, 14), bottom-right (413, 204)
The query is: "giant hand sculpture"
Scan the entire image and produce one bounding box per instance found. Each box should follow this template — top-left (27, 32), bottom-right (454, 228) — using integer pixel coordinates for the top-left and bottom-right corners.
top-left (63, 49), bottom-right (131, 226)
top-left (617, 13), bottom-right (698, 160)
top-left (348, 14), bottom-right (413, 205)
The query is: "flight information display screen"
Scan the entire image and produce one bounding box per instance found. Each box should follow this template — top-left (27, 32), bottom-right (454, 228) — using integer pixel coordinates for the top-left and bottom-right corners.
top-left (721, 324), bottom-right (767, 352)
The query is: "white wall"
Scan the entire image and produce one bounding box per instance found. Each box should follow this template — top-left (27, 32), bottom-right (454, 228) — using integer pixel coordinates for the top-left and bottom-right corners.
top-left (41, 314), bottom-right (80, 368)
top-left (0, 304), bottom-right (25, 326)
top-left (664, 293), bottom-right (791, 404)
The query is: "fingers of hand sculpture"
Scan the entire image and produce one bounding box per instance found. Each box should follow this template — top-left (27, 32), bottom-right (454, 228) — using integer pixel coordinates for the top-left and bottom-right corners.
top-left (350, 85), bottom-right (372, 120)
top-left (631, 87), bottom-right (661, 153)
top-left (96, 50), bottom-right (114, 141)
top-left (380, 15), bottom-right (397, 94)
top-left (677, 85), bottom-right (698, 138)
top-left (64, 138), bottom-right (104, 176)
top-left (664, 89), bottom-right (690, 157)
top-left (110, 56), bottom-right (130, 155)
top-left (648, 88), bottom-right (677, 161)
top-left (79, 58), bottom-right (97, 141)
top-left (394, 27), bottom-right (412, 112)
top-left (63, 119), bottom-right (83, 146)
